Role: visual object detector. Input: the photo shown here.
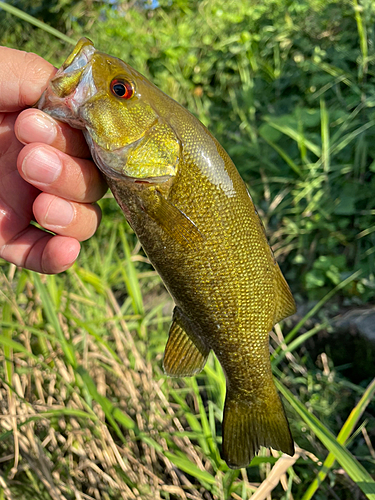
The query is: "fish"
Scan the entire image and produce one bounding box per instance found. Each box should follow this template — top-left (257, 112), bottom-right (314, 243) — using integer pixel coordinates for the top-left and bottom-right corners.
top-left (37, 37), bottom-right (296, 469)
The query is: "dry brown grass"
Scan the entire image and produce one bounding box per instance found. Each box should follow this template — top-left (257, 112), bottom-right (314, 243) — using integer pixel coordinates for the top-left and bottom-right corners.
top-left (0, 268), bottom-right (222, 500)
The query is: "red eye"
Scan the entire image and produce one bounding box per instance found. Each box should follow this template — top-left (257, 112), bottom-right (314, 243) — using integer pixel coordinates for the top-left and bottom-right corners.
top-left (110, 79), bottom-right (134, 99)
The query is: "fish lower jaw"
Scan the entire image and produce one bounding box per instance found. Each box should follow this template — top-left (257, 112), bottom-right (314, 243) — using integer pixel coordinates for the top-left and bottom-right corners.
top-left (37, 94), bottom-right (86, 130)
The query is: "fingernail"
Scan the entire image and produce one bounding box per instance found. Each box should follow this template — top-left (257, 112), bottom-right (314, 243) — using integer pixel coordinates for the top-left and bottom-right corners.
top-left (45, 198), bottom-right (75, 227)
top-left (22, 148), bottom-right (62, 184)
top-left (17, 112), bottom-right (57, 145)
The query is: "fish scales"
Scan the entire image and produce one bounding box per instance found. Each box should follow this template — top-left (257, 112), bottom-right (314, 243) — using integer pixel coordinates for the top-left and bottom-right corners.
top-left (37, 38), bottom-right (296, 468)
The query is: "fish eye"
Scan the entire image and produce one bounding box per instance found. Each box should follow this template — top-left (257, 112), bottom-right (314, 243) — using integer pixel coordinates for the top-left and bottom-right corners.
top-left (110, 78), bottom-right (134, 99)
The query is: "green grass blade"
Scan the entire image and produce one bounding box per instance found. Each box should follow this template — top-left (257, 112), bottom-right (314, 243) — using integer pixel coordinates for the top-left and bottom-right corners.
top-left (170, 387), bottom-right (209, 452)
top-left (272, 321), bottom-right (329, 367)
top-left (76, 267), bottom-right (106, 295)
top-left (118, 226), bottom-right (144, 316)
top-left (260, 134), bottom-right (303, 176)
top-left (0, 336), bottom-right (39, 361)
top-left (320, 98), bottom-right (330, 173)
top-left (33, 273), bottom-right (77, 368)
top-left (263, 117), bottom-right (321, 157)
top-left (189, 377), bottom-right (220, 461)
top-left (138, 434), bottom-right (164, 453)
top-left (0, 1), bottom-right (76, 45)
top-left (163, 451), bottom-right (216, 487)
top-left (203, 356), bottom-right (226, 409)
top-left (64, 311), bottom-right (121, 363)
top-left (0, 321), bottom-right (55, 342)
top-left (331, 121), bottom-right (375, 156)
top-left (275, 380), bottom-right (375, 499)
top-left (101, 224), bottom-right (118, 281)
top-left (280, 269), bottom-right (362, 349)
top-left (0, 410), bottom-right (98, 444)
top-left (353, 0), bottom-right (368, 80)
top-left (302, 378), bottom-right (375, 500)
top-left (2, 302), bottom-right (13, 387)
top-left (77, 366), bottom-right (135, 440)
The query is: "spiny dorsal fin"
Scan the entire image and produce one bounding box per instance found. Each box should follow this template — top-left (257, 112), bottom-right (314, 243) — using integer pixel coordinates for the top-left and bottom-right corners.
top-left (274, 264), bottom-right (296, 325)
top-left (163, 307), bottom-right (209, 377)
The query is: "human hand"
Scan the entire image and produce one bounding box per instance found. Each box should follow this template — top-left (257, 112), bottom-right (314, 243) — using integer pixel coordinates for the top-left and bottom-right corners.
top-left (0, 46), bottom-right (107, 274)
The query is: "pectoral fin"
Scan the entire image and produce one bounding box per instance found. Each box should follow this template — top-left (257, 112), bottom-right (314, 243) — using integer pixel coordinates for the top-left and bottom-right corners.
top-left (142, 190), bottom-right (204, 249)
top-left (163, 307), bottom-right (209, 377)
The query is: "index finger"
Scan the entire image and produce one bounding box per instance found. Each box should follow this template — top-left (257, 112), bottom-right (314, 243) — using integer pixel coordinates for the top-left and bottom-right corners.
top-left (0, 47), bottom-right (56, 112)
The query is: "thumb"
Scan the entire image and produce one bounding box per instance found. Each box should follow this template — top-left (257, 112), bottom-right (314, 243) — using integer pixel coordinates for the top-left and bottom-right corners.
top-left (0, 46), bottom-right (56, 113)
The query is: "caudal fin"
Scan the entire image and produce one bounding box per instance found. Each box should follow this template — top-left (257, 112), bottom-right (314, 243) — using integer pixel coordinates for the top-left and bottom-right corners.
top-left (222, 389), bottom-right (294, 469)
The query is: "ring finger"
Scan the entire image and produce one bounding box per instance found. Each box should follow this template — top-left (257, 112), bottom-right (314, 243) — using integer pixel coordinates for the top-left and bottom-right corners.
top-left (17, 142), bottom-right (107, 203)
top-left (33, 192), bottom-right (102, 241)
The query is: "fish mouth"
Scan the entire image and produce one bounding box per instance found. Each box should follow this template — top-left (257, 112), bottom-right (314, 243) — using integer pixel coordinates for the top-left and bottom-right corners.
top-left (59, 38), bottom-right (96, 76)
top-left (36, 38), bottom-right (97, 128)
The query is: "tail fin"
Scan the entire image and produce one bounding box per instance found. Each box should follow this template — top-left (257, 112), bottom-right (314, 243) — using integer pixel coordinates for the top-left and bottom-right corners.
top-left (222, 389), bottom-right (294, 469)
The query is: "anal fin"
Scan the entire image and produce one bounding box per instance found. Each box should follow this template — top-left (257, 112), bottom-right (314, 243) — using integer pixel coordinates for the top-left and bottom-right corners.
top-left (163, 307), bottom-right (209, 377)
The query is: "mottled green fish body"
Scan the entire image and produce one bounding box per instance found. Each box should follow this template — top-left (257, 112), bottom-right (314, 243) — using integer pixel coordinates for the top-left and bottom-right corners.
top-left (38, 38), bottom-right (296, 468)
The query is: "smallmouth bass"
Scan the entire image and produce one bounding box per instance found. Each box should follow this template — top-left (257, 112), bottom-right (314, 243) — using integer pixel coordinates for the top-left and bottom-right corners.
top-left (37, 38), bottom-right (296, 468)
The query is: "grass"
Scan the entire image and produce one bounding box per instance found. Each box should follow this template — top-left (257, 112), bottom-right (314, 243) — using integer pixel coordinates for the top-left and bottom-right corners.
top-left (1, 0), bottom-right (375, 498)
top-left (1, 215), bottom-right (374, 499)
top-left (0, 1), bottom-right (75, 45)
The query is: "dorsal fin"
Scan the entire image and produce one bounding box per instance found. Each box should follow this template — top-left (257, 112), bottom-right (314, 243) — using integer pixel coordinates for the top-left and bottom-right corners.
top-left (163, 307), bottom-right (209, 377)
top-left (274, 264), bottom-right (296, 325)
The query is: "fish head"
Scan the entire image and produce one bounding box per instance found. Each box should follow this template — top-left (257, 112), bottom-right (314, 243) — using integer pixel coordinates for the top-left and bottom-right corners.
top-left (38, 38), bottom-right (180, 182)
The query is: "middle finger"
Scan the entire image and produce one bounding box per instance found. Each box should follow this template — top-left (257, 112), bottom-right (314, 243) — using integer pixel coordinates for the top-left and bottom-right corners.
top-left (15, 108), bottom-right (91, 159)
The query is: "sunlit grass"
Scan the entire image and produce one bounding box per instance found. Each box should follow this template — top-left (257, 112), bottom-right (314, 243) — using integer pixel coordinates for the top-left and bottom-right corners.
top-left (1, 218), bottom-right (374, 499)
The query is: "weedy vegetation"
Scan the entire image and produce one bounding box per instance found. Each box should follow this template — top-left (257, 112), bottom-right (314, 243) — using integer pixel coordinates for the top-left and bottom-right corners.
top-left (0, 0), bottom-right (375, 499)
